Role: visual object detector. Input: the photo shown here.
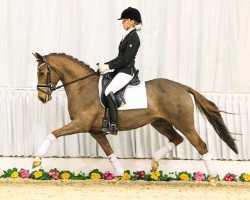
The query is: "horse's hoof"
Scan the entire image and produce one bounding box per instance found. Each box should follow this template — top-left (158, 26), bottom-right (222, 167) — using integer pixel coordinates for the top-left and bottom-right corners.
top-left (209, 176), bottom-right (217, 186)
top-left (209, 179), bottom-right (216, 186)
top-left (151, 159), bottom-right (159, 172)
top-left (32, 160), bottom-right (42, 169)
top-left (114, 176), bottom-right (122, 182)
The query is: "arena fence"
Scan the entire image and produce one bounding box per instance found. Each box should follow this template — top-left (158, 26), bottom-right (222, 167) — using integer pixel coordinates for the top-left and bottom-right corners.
top-left (0, 88), bottom-right (249, 160)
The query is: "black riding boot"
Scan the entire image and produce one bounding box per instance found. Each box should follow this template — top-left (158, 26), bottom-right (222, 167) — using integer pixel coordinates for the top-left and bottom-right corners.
top-left (105, 92), bottom-right (119, 135)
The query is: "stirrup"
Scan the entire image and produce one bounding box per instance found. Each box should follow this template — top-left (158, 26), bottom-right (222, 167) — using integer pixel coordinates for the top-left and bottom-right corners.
top-left (101, 118), bottom-right (109, 133)
top-left (104, 124), bottom-right (118, 135)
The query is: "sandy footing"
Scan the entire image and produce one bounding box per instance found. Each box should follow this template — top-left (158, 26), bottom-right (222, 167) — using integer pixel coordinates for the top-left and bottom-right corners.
top-left (0, 179), bottom-right (249, 200)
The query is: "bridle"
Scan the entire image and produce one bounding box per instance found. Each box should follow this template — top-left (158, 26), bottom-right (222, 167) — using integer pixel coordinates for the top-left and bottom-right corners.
top-left (37, 57), bottom-right (59, 95)
top-left (37, 57), bottom-right (98, 96)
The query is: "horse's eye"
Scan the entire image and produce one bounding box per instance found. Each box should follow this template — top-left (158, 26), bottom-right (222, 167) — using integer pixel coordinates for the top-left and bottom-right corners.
top-left (39, 72), bottom-right (45, 76)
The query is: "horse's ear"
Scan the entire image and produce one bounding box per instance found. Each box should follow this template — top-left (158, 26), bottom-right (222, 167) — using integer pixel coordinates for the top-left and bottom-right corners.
top-left (33, 52), bottom-right (45, 63)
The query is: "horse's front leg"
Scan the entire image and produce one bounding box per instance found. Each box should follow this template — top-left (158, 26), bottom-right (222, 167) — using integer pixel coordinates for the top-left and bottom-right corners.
top-left (90, 132), bottom-right (124, 177)
top-left (32, 120), bottom-right (83, 168)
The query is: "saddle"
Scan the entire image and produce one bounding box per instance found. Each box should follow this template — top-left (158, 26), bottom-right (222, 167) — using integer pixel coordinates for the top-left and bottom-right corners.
top-left (101, 70), bottom-right (140, 107)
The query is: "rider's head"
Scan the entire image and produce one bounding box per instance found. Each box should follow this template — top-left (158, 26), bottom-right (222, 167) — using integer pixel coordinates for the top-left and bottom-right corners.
top-left (118, 7), bottom-right (142, 31)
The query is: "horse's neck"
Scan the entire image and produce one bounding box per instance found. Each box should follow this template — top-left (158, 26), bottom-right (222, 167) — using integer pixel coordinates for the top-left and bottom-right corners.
top-left (54, 58), bottom-right (90, 83)
top-left (51, 56), bottom-right (98, 100)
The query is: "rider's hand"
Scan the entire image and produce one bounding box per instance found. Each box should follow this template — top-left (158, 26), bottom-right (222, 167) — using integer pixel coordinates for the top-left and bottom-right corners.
top-left (98, 64), bottom-right (110, 74)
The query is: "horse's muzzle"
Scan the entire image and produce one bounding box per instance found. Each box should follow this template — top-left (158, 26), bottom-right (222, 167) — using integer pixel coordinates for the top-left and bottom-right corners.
top-left (38, 94), bottom-right (52, 103)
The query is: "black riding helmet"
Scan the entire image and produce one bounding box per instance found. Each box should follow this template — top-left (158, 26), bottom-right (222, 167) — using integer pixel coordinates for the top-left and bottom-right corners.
top-left (118, 7), bottom-right (142, 24)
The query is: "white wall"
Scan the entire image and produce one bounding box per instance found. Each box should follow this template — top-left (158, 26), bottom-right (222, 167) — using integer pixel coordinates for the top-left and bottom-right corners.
top-left (0, 0), bottom-right (250, 92)
top-left (0, 89), bottom-right (249, 160)
top-left (0, 0), bottom-right (249, 160)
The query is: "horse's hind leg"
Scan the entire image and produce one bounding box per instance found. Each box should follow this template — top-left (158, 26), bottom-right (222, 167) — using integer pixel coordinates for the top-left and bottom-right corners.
top-left (90, 132), bottom-right (124, 176)
top-left (181, 126), bottom-right (217, 180)
top-left (151, 119), bottom-right (184, 171)
top-left (167, 95), bottom-right (218, 185)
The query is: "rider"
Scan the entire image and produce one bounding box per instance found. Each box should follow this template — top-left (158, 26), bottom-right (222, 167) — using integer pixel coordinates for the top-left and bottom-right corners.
top-left (98, 7), bottom-right (142, 135)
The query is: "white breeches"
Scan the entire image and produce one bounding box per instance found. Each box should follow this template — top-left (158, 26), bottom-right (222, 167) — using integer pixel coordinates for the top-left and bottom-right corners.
top-left (105, 72), bottom-right (133, 96)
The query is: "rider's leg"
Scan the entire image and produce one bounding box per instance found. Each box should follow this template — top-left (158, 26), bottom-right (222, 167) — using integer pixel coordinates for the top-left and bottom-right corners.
top-left (105, 92), bottom-right (119, 134)
top-left (104, 72), bottom-right (134, 96)
top-left (104, 73), bottom-right (133, 135)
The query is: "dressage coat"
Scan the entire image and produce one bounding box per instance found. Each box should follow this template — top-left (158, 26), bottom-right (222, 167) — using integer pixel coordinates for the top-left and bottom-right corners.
top-left (105, 29), bottom-right (140, 76)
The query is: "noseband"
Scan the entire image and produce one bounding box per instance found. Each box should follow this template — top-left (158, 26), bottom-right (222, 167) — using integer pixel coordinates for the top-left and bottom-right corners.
top-left (37, 57), bottom-right (98, 96)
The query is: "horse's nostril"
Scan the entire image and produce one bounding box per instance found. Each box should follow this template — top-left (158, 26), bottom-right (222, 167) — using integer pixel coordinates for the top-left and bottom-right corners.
top-left (38, 96), bottom-right (45, 103)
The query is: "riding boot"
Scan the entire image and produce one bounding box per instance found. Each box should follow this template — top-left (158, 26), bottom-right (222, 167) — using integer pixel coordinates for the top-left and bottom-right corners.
top-left (101, 108), bottom-right (109, 133)
top-left (105, 92), bottom-right (119, 135)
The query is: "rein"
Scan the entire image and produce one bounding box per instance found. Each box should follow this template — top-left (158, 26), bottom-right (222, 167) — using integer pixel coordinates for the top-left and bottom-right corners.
top-left (37, 58), bottom-right (99, 95)
top-left (52, 73), bottom-right (97, 91)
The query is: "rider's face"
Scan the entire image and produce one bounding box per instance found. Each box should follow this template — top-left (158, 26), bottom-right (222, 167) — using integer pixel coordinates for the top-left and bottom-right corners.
top-left (122, 19), bottom-right (133, 30)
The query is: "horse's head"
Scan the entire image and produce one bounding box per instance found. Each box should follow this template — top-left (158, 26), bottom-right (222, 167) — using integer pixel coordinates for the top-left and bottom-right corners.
top-left (33, 52), bottom-right (60, 103)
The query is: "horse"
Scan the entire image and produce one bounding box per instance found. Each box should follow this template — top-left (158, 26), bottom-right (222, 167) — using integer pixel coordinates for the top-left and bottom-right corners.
top-left (33, 52), bottom-right (238, 185)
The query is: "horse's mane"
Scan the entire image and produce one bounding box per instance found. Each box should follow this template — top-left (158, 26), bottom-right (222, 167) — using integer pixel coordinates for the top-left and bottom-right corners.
top-left (46, 53), bottom-right (96, 73)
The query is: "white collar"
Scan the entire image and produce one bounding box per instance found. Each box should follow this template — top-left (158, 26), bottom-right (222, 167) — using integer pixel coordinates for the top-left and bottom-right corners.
top-left (122, 28), bottom-right (135, 40)
top-left (124, 27), bottom-right (135, 35)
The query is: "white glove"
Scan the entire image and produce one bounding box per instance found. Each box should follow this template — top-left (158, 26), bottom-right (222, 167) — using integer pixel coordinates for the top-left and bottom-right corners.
top-left (98, 64), bottom-right (110, 74)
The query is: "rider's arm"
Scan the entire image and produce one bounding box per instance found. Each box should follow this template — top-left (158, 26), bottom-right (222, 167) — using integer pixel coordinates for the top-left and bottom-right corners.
top-left (106, 37), bottom-right (140, 69)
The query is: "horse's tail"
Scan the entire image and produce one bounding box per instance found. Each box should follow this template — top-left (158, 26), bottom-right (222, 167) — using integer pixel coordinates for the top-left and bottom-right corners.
top-left (187, 87), bottom-right (238, 154)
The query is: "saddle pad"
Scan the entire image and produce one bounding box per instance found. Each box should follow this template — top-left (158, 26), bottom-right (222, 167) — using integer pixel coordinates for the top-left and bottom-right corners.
top-left (98, 76), bottom-right (148, 110)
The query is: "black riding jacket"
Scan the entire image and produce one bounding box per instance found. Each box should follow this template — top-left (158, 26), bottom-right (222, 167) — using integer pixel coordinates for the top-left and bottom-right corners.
top-left (105, 29), bottom-right (140, 75)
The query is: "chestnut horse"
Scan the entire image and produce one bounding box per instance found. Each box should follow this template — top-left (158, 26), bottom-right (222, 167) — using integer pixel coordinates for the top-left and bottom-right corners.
top-left (33, 53), bottom-right (237, 184)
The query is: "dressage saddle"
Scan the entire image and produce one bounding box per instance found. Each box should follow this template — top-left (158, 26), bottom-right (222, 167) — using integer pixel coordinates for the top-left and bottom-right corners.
top-left (101, 70), bottom-right (140, 108)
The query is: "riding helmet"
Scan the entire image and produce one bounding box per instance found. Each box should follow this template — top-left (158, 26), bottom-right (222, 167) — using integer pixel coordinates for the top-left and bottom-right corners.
top-left (118, 7), bottom-right (142, 24)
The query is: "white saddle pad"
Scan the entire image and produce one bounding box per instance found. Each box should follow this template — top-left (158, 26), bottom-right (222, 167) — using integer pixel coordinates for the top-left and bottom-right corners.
top-left (98, 76), bottom-right (148, 110)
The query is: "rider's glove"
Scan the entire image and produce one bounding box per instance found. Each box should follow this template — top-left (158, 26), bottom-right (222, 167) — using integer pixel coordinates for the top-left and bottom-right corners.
top-left (98, 64), bottom-right (110, 74)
